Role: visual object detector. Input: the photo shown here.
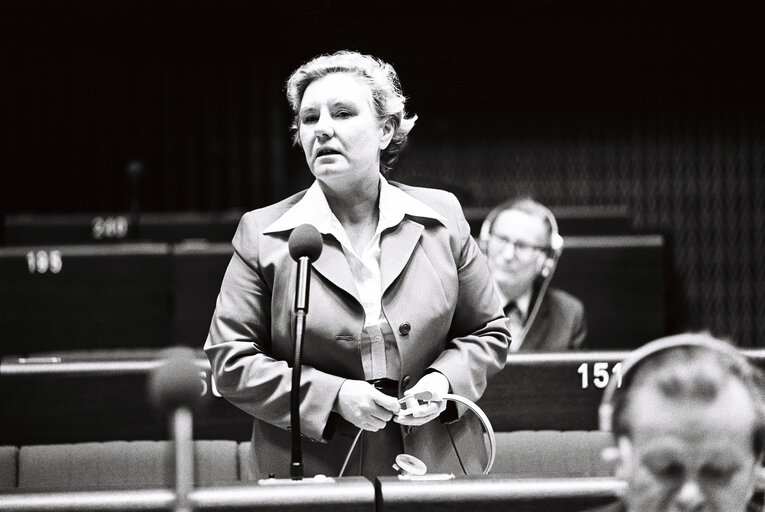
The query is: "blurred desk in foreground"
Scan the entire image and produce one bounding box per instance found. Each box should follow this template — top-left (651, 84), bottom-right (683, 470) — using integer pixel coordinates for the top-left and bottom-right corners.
top-left (375, 476), bottom-right (623, 512)
top-left (0, 477), bottom-right (374, 512)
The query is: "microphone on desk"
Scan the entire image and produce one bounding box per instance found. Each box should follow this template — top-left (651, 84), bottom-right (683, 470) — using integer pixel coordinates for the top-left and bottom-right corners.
top-left (125, 159), bottom-right (145, 239)
top-left (287, 224), bottom-right (323, 480)
top-left (149, 347), bottom-right (203, 512)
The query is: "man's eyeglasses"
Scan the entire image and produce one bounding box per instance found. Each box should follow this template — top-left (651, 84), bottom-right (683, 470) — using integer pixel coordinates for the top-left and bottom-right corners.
top-left (489, 233), bottom-right (549, 261)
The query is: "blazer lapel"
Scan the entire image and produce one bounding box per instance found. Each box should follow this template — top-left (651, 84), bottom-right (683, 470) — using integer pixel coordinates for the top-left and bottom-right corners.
top-left (380, 219), bottom-right (424, 294)
top-left (311, 237), bottom-right (362, 305)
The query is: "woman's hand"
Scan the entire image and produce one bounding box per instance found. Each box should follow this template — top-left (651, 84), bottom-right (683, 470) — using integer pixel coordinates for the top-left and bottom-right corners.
top-left (394, 371), bottom-right (450, 426)
top-left (334, 380), bottom-right (401, 431)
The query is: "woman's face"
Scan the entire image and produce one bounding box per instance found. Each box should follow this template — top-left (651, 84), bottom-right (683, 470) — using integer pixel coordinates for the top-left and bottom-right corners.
top-left (298, 72), bottom-right (393, 193)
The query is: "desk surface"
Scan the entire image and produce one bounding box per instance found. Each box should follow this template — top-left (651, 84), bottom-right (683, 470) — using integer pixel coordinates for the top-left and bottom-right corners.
top-left (0, 477), bottom-right (375, 512)
top-left (0, 476), bottom-right (622, 512)
top-left (376, 475), bottom-right (622, 512)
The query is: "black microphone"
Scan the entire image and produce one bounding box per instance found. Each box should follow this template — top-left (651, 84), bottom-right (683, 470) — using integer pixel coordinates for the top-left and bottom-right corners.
top-left (287, 224), bottom-right (323, 480)
top-left (125, 160), bottom-right (145, 240)
top-left (149, 347), bottom-right (203, 512)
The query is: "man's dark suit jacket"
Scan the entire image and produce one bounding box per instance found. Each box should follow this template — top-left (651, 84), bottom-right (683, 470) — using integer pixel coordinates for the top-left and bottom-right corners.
top-left (581, 499), bottom-right (761, 512)
top-left (580, 502), bottom-right (624, 512)
top-left (517, 287), bottom-right (587, 351)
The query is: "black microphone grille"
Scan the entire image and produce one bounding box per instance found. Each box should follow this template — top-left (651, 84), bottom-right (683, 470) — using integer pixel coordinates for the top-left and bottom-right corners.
top-left (148, 347), bottom-right (203, 412)
top-left (288, 224), bottom-right (323, 262)
top-left (125, 160), bottom-right (145, 178)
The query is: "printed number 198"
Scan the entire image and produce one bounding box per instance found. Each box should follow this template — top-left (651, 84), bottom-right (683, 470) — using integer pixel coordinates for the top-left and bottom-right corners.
top-left (577, 362), bottom-right (622, 389)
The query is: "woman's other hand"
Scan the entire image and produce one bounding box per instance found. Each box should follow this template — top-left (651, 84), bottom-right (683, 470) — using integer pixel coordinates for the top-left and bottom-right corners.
top-left (394, 372), bottom-right (449, 426)
top-left (334, 380), bottom-right (401, 431)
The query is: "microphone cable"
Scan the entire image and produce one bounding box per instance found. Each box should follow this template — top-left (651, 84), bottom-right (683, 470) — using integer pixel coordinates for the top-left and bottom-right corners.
top-left (338, 393), bottom-right (496, 477)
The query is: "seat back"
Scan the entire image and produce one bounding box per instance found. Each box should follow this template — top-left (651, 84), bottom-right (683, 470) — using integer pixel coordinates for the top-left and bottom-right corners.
top-left (238, 441), bottom-right (251, 481)
top-left (492, 430), bottom-right (614, 478)
top-left (0, 446), bottom-right (18, 488)
top-left (17, 440), bottom-right (238, 489)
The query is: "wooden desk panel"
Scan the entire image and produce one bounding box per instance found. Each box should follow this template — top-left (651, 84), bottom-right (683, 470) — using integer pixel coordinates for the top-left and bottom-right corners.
top-left (550, 235), bottom-right (666, 349)
top-left (0, 353), bottom-right (251, 446)
top-left (4, 350), bottom-right (765, 445)
top-left (0, 244), bottom-right (172, 356)
top-left (170, 242), bottom-right (233, 348)
top-left (480, 350), bottom-right (765, 432)
top-left (0, 233), bottom-right (665, 355)
top-left (3, 211), bottom-right (242, 245)
top-left (480, 352), bottom-right (626, 432)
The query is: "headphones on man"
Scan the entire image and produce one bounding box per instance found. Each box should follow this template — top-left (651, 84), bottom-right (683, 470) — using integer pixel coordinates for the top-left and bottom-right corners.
top-left (597, 333), bottom-right (765, 498)
top-left (478, 198), bottom-right (563, 279)
top-left (598, 333), bottom-right (763, 433)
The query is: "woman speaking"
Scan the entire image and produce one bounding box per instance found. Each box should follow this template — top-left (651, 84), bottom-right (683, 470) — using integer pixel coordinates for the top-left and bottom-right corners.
top-left (204, 50), bottom-right (510, 479)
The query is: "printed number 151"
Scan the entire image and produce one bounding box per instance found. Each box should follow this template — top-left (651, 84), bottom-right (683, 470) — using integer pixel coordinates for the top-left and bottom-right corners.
top-left (577, 362), bottom-right (622, 389)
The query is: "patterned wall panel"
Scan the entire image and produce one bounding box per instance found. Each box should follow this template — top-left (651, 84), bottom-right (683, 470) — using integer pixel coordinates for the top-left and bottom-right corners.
top-left (396, 111), bottom-right (764, 347)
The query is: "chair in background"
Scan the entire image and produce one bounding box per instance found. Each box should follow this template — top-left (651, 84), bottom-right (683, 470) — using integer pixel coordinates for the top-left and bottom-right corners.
top-left (491, 430), bottom-right (614, 478)
top-left (0, 446), bottom-right (17, 489)
top-left (17, 440), bottom-right (239, 489)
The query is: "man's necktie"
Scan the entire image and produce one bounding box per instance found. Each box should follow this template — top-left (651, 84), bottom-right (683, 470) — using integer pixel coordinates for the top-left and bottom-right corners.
top-left (505, 302), bottom-right (524, 352)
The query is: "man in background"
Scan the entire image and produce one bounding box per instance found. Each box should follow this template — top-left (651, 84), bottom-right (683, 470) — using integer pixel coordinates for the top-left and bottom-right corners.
top-left (480, 197), bottom-right (586, 351)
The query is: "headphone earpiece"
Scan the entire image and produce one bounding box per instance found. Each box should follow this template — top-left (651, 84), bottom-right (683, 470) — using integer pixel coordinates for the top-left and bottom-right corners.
top-left (540, 233), bottom-right (563, 279)
top-left (539, 218), bottom-right (563, 279)
top-left (550, 232), bottom-right (564, 253)
top-left (478, 210), bottom-right (494, 255)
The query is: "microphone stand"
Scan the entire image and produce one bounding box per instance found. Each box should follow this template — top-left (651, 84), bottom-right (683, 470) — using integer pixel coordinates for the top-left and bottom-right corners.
top-left (148, 348), bottom-right (202, 512)
top-left (172, 406), bottom-right (195, 512)
top-left (125, 160), bottom-right (144, 240)
top-left (290, 255), bottom-right (311, 480)
top-left (263, 223), bottom-right (322, 484)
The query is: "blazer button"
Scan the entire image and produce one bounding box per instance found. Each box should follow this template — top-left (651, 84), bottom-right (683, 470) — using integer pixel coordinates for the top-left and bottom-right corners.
top-left (399, 322), bottom-right (411, 336)
top-left (405, 425), bottom-right (416, 436)
top-left (402, 375), bottom-right (411, 388)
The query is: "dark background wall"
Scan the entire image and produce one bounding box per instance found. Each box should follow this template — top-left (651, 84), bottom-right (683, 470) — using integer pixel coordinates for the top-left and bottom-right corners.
top-left (2, 0), bottom-right (762, 346)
